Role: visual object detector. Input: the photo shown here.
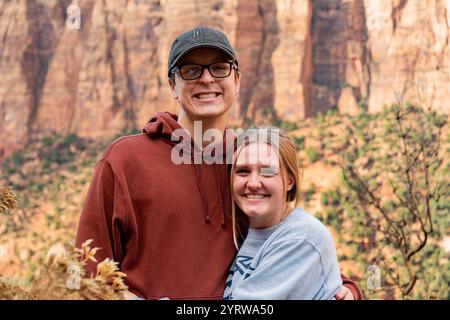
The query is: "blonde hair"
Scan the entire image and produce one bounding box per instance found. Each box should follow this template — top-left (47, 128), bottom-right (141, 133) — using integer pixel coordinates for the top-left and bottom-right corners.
top-left (230, 127), bottom-right (303, 248)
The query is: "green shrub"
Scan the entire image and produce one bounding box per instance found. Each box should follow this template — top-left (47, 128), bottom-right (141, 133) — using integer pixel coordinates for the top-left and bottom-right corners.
top-left (320, 103), bottom-right (448, 299)
top-left (293, 136), bottom-right (305, 150)
top-left (305, 147), bottom-right (318, 163)
top-left (11, 152), bottom-right (24, 167)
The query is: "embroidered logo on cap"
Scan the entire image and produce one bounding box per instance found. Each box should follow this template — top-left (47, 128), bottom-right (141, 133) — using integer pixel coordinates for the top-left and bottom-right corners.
top-left (192, 28), bottom-right (200, 38)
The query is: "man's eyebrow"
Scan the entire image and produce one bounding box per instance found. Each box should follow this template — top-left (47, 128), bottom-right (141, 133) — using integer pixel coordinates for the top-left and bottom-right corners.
top-left (212, 57), bottom-right (231, 62)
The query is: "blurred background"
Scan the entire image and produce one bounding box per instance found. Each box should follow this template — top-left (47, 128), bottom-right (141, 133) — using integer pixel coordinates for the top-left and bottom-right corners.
top-left (0, 0), bottom-right (449, 299)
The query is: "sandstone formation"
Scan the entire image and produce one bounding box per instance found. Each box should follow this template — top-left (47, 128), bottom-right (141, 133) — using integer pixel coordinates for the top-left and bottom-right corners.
top-left (0, 0), bottom-right (448, 159)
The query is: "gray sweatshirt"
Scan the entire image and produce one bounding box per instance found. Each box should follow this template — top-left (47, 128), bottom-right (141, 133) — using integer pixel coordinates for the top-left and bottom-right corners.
top-left (223, 208), bottom-right (343, 300)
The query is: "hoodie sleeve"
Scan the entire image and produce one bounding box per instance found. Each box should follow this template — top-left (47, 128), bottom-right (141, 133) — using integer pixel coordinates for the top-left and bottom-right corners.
top-left (75, 158), bottom-right (128, 276)
top-left (341, 273), bottom-right (362, 300)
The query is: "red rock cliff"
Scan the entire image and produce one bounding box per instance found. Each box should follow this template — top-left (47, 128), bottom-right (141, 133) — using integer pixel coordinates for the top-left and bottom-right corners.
top-left (0, 0), bottom-right (448, 158)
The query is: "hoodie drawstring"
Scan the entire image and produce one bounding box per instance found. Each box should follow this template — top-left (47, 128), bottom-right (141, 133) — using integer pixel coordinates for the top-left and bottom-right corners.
top-left (194, 161), bottom-right (211, 223)
top-left (213, 164), bottom-right (227, 226)
top-left (194, 152), bottom-right (227, 226)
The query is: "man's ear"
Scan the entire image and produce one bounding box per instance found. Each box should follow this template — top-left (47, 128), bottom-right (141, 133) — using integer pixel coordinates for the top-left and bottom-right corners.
top-left (168, 78), bottom-right (178, 100)
top-left (234, 72), bottom-right (241, 96)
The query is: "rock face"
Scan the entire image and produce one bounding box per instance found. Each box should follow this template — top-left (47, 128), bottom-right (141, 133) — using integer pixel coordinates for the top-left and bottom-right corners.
top-left (0, 0), bottom-right (70, 159)
top-left (310, 0), bottom-right (370, 116)
top-left (0, 0), bottom-right (449, 158)
top-left (364, 0), bottom-right (450, 112)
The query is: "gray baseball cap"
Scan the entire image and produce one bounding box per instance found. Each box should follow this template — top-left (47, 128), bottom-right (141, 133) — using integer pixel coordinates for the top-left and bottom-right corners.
top-left (168, 27), bottom-right (238, 77)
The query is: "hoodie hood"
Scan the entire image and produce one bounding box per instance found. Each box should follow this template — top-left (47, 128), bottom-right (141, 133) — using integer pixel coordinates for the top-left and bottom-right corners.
top-left (143, 111), bottom-right (181, 143)
top-left (142, 111), bottom-right (234, 226)
top-left (143, 111), bottom-right (235, 158)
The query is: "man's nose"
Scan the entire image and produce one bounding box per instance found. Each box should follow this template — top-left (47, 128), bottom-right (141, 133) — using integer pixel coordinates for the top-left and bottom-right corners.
top-left (198, 67), bottom-right (215, 83)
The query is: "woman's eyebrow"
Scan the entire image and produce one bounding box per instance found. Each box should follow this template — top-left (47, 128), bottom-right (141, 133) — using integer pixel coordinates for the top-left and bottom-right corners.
top-left (235, 162), bottom-right (277, 168)
top-left (260, 165), bottom-right (279, 171)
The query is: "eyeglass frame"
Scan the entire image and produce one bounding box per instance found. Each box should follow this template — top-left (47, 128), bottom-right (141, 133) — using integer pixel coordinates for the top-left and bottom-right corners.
top-left (170, 61), bottom-right (239, 80)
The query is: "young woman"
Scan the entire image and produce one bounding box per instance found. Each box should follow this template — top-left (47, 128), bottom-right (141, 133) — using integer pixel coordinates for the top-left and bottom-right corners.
top-left (223, 127), bottom-right (343, 300)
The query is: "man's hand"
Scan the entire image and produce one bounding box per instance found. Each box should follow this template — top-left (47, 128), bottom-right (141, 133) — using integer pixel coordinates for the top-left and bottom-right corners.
top-left (335, 286), bottom-right (355, 300)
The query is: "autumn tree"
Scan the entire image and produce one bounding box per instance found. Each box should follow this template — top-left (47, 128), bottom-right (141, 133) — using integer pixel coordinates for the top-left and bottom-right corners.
top-left (320, 104), bottom-right (448, 299)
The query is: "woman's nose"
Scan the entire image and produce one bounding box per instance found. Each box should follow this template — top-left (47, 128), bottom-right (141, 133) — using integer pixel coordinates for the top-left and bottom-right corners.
top-left (246, 172), bottom-right (262, 189)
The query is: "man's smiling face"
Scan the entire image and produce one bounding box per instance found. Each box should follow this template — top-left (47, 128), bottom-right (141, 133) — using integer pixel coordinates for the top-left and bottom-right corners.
top-left (169, 47), bottom-right (240, 121)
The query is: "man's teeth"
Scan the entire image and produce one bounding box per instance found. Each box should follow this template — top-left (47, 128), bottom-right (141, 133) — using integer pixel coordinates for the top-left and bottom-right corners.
top-left (245, 194), bottom-right (265, 199)
top-left (196, 93), bottom-right (218, 99)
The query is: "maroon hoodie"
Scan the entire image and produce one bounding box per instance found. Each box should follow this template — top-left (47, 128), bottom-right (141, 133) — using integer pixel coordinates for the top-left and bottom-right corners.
top-left (75, 112), bottom-right (361, 300)
top-left (75, 112), bottom-right (236, 299)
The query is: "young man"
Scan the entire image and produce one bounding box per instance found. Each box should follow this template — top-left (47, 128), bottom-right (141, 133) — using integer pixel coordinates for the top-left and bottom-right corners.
top-left (75, 26), bottom-right (361, 300)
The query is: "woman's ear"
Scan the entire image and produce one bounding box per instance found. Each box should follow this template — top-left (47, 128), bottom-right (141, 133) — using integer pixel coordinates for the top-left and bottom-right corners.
top-left (287, 174), bottom-right (295, 191)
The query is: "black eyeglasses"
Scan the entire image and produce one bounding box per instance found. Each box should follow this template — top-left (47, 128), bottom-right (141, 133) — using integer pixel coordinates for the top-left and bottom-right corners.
top-left (171, 62), bottom-right (238, 80)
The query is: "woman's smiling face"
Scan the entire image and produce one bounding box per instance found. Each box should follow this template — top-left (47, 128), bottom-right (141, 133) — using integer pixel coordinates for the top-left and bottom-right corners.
top-left (232, 142), bottom-right (293, 229)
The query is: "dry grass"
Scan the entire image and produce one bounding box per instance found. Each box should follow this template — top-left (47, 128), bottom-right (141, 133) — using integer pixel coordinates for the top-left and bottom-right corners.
top-left (0, 239), bottom-right (128, 300)
top-left (0, 186), bottom-right (128, 300)
top-left (0, 186), bottom-right (19, 215)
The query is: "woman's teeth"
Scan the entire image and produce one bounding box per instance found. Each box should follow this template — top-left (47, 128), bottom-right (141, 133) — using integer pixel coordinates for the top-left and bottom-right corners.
top-left (245, 194), bottom-right (266, 199)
